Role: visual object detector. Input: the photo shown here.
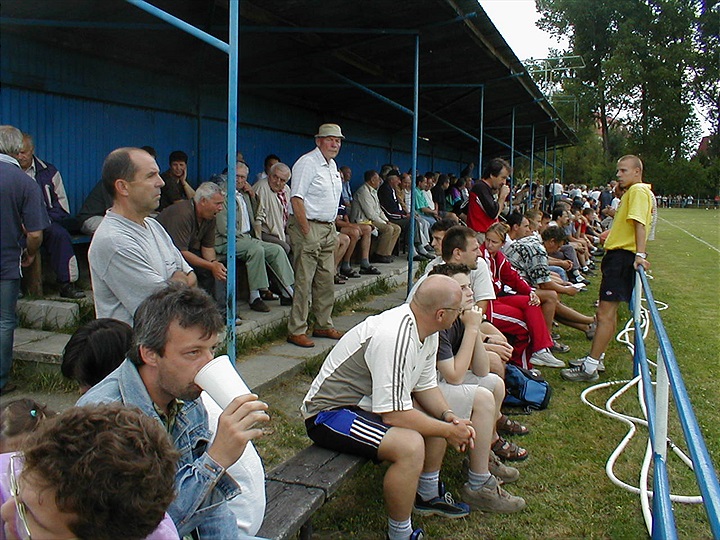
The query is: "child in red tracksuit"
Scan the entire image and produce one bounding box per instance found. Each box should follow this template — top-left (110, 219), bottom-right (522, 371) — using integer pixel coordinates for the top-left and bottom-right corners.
top-left (480, 223), bottom-right (564, 369)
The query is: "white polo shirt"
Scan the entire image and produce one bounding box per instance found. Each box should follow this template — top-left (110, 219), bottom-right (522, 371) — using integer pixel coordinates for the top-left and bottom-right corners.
top-left (290, 146), bottom-right (342, 222)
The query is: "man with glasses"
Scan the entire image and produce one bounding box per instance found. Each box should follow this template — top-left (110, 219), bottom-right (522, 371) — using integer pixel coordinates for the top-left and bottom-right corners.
top-left (0, 404), bottom-right (179, 540)
top-left (302, 275), bottom-right (475, 540)
top-left (254, 162), bottom-right (293, 255)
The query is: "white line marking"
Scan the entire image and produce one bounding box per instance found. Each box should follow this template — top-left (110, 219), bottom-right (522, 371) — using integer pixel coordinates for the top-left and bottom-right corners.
top-left (659, 217), bottom-right (720, 254)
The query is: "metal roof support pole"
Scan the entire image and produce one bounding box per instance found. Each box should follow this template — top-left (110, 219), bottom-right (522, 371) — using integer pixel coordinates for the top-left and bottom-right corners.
top-left (529, 124), bottom-right (535, 208)
top-left (509, 106), bottom-right (516, 210)
top-left (560, 148), bottom-right (565, 184)
top-left (478, 85), bottom-right (485, 173)
top-left (543, 137), bottom-right (548, 211)
top-left (553, 144), bottom-right (557, 185)
top-left (124, 0), bottom-right (238, 360)
top-left (225, 0), bottom-right (239, 360)
top-left (407, 34), bottom-right (420, 296)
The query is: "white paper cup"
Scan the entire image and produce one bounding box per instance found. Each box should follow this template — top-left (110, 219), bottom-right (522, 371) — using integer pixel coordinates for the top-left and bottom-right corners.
top-left (194, 355), bottom-right (250, 410)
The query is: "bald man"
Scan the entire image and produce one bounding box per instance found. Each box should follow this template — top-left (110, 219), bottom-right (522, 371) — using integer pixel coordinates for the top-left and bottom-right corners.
top-left (302, 275), bottom-right (475, 540)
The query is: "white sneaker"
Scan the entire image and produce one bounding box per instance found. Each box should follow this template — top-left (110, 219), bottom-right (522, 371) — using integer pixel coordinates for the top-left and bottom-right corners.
top-left (530, 348), bottom-right (566, 368)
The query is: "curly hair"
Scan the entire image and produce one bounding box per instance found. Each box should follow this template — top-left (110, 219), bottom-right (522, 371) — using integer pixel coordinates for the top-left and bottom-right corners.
top-left (428, 263), bottom-right (471, 277)
top-left (21, 404), bottom-right (179, 540)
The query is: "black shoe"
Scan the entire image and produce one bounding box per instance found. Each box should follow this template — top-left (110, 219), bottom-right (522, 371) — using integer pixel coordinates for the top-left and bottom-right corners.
top-left (372, 255), bottom-right (393, 264)
top-left (280, 295), bottom-right (293, 306)
top-left (413, 254), bottom-right (426, 262)
top-left (249, 298), bottom-right (271, 312)
top-left (339, 267), bottom-right (361, 278)
top-left (360, 265), bottom-right (381, 275)
top-left (59, 282), bottom-right (86, 299)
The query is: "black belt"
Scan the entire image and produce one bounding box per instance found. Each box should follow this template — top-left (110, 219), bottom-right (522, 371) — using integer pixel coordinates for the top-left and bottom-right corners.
top-left (307, 219), bottom-right (334, 224)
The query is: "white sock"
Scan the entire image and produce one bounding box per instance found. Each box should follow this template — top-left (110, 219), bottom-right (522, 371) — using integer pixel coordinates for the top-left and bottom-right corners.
top-left (282, 285), bottom-right (294, 298)
top-left (416, 470), bottom-right (440, 501)
top-left (468, 469), bottom-right (492, 490)
top-left (387, 518), bottom-right (413, 540)
top-left (249, 290), bottom-right (260, 302)
top-left (584, 355), bottom-right (600, 374)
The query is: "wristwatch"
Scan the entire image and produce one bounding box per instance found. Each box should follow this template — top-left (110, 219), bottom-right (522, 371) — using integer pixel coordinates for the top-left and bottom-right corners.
top-left (635, 252), bottom-right (647, 259)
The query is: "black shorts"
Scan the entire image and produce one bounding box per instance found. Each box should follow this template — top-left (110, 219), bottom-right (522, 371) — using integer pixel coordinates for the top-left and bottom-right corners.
top-left (305, 407), bottom-right (391, 462)
top-left (599, 249), bottom-right (636, 303)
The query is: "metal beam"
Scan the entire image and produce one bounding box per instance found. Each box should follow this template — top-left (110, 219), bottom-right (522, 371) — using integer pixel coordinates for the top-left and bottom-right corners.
top-left (226, 0), bottom-right (239, 359)
top-left (407, 35), bottom-right (420, 295)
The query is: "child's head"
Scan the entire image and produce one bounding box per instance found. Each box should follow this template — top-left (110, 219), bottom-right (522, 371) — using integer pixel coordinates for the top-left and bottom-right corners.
top-left (0, 398), bottom-right (53, 453)
top-left (61, 318), bottom-right (133, 393)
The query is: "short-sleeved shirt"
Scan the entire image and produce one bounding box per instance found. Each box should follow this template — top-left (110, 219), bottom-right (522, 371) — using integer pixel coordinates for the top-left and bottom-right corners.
top-left (502, 235), bottom-right (552, 286)
top-left (0, 157), bottom-right (51, 280)
top-left (604, 183), bottom-right (654, 252)
top-left (159, 171), bottom-right (190, 212)
top-left (290, 146), bottom-right (342, 222)
top-left (301, 304), bottom-right (439, 418)
top-left (156, 199), bottom-right (216, 252)
top-left (89, 211), bottom-right (193, 326)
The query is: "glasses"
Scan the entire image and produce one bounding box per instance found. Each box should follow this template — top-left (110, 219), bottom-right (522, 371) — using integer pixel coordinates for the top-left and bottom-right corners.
top-left (9, 454), bottom-right (32, 540)
top-left (440, 307), bottom-right (463, 315)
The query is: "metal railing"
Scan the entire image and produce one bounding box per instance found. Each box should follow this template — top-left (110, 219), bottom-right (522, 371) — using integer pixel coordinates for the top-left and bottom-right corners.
top-left (631, 267), bottom-right (720, 539)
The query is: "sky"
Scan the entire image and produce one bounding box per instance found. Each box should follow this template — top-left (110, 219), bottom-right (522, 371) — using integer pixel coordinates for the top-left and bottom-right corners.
top-left (478, 0), bottom-right (569, 61)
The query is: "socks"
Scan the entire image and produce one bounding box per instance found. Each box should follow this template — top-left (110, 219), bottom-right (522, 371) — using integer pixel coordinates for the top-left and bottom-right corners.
top-left (387, 518), bottom-right (412, 540)
top-left (584, 355), bottom-right (600, 374)
top-left (360, 258), bottom-right (371, 268)
top-left (340, 261), bottom-right (352, 271)
top-left (249, 290), bottom-right (260, 302)
top-left (416, 471), bottom-right (440, 501)
top-left (468, 469), bottom-right (492, 491)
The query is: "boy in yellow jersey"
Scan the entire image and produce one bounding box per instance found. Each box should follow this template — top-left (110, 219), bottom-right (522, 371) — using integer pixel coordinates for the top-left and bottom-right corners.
top-left (561, 155), bottom-right (653, 382)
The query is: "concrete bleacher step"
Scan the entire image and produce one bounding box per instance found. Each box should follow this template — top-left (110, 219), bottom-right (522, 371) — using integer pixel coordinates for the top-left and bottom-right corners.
top-left (13, 260), bottom-right (413, 371)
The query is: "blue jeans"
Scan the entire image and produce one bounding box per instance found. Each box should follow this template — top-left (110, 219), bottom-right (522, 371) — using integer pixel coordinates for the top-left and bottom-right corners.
top-left (0, 279), bottom-right (20, 390)
top-left (547, 265), bottom-right (568, 282)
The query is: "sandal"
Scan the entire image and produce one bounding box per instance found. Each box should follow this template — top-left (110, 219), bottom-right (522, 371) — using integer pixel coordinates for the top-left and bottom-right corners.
top-left (491, 436), bottom-right (529, 461)
top-left (334, 273), bottom-right (347, 285)
top-left (496, 414), bottom-right (530, 436)
top-left (260, 290), bottom-right (279, 301)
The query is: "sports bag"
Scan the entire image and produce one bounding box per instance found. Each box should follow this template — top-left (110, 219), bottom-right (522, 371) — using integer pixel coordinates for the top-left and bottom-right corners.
top-left (503, 364), bottom-right (552, 410)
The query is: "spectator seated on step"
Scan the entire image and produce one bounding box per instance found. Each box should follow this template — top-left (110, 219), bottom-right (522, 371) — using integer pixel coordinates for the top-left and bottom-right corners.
top-left (254, 162), bottom-right (292, 255)
top-left (216, 161), bottom-right (294, 312)
top-left (156, 182), bottom-right (227, 301)
top-left (17, 133), bottom-right (84, 299)
top-left (159, 150), bottom-right (196, 212)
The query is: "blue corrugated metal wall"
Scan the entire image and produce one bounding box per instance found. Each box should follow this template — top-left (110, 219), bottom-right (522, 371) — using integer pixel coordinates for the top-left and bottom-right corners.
top-left (1, 35), bottom-right (473, 213)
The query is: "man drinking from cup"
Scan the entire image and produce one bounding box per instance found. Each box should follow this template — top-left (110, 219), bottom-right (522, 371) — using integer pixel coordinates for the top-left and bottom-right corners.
top-left (78, 282), bottom-right (269, 539)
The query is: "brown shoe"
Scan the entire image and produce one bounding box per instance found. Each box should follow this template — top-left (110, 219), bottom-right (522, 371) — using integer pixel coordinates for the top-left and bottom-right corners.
top-left (312, 328), bottom-right (345, 340)
top-left (287, 333), bottom-right (315, 348)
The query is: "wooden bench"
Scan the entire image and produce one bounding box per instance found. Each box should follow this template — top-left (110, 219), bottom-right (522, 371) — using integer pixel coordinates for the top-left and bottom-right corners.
top-left (258, 445), bottom-right (367, 540)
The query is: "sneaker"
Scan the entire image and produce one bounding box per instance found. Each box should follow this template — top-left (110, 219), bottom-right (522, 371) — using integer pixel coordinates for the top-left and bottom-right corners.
top-left (585, 321), bottom-right (597, 340)
top-left (489, 451), bottom-right (520, 484)
top-left (386, 529), bottom-right (425, 540)
top-left (413, 481), bottom-right (470, 519)
top-left (569, 356), bottom-right (605, 372)
top-left (560, 364), bottom-right (600, 382)
top-left (461, 477), bottom-right (526, 513)
top-left (529, 349), bottom-right (565, 368)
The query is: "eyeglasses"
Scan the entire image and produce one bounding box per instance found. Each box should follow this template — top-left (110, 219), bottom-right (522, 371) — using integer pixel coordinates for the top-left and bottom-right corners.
top-left (9, 453), bottom-right (32, 540)
top-left (440, 307), bottom-right (463, 315)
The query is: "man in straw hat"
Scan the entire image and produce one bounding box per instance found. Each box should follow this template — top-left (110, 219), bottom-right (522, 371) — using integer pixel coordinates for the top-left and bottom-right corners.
top-left (286, 123), bottom-right (347, 348)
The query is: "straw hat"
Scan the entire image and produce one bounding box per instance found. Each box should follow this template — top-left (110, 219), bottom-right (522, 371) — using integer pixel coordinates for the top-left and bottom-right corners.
top-left (315, 123), bottom-right (345, 139)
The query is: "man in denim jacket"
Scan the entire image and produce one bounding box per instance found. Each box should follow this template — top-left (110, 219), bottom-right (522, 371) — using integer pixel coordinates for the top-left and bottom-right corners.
top-left (78, 283), bottom-right (270, 539)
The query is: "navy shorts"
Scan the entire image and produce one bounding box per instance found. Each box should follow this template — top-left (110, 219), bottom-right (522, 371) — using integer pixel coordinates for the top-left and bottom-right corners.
top-left (599, 249), bottom-right (636, 303)
top-left (305, 407), bottom-right (391, 462)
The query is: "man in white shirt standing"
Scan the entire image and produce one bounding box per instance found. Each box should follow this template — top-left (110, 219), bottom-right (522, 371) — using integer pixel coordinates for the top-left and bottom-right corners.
top-left (286, 124), bottom-right (345, 348)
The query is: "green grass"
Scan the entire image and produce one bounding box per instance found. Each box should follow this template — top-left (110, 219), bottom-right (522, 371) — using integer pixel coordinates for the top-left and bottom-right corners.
top-left (258, 208), bottom-right (720, 539)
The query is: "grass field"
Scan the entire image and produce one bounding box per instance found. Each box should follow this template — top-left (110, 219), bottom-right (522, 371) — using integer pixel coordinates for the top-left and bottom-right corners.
top-left (255, 208), bottom-right (720, 539)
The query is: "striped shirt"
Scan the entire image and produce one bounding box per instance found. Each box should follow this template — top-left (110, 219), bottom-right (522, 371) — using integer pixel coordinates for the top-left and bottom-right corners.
top-left (301, 304), bottom-right (438, 418)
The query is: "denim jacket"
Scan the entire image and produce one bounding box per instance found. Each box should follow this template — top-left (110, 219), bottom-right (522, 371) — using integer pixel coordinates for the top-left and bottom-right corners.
top-left (78, 360), bottom-right (242, 539)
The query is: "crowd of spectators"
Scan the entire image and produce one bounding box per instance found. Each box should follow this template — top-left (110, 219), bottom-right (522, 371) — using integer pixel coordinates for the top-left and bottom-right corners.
top-left (1, 119), bottom-right (656, 539)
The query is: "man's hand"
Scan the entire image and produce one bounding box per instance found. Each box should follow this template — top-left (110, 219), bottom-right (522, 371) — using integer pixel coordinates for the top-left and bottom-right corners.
top-left (207, 394), bottom-right (270, 469)
top-left (444, 415), bottom-right (475, 452)
top-left (485, 341), bottom-right (512, 362)
top-left (20, 248), bottom-right (36, 268)
top-left (211, 261), bottom-right (228, 281)
top-left (460, 305), bottom-right (483, 329)
top-left (634, 256), bottom-right (650, 271)
top-left (499, 184), bottom-right (510, 199)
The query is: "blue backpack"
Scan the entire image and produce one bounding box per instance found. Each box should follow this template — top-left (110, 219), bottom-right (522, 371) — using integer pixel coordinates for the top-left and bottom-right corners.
top-left (503, 364), bottom-right (552, 411)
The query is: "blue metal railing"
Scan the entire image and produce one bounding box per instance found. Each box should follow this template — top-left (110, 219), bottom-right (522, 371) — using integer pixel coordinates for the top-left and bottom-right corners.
top-left (631, 267), bottom-right (720, 539)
